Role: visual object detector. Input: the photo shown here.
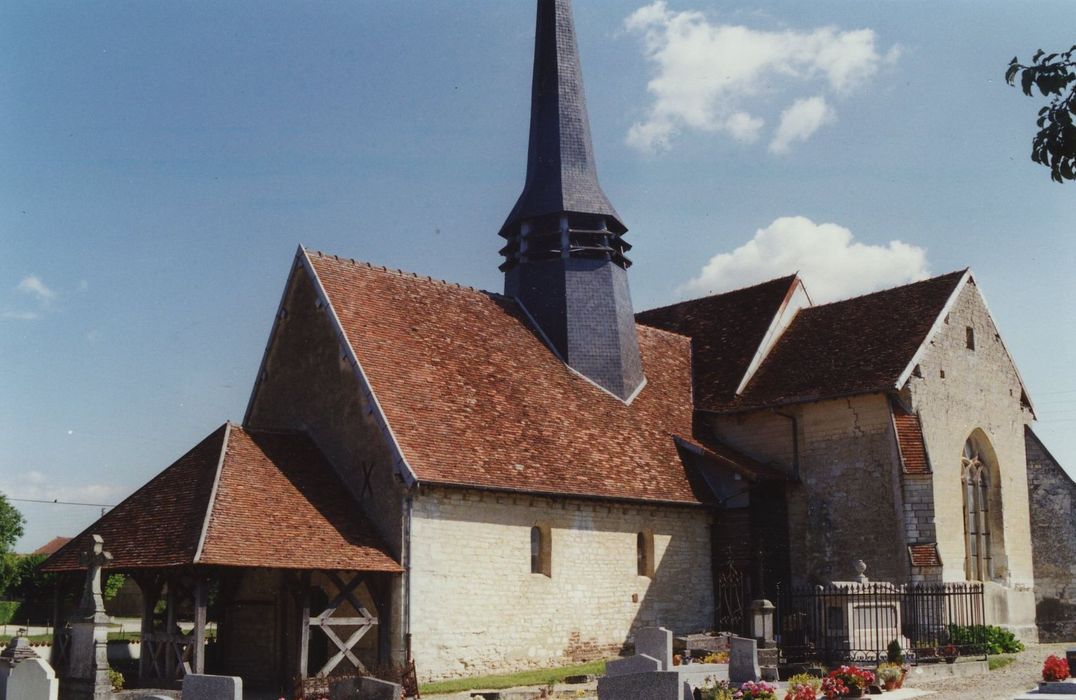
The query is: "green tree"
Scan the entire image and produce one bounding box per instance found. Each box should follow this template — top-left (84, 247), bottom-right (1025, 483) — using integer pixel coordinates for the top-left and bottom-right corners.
top-left (0, 494), bottom-right (24, 553)
top-left (1006, 47), bottom-right (1076, 182)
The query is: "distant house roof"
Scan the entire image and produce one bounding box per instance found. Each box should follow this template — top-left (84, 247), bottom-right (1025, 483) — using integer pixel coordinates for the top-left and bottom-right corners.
top-left (636, 275), bottom-right (799, 411)
top-left (716, 271), bottom-right (969, 412)
top-left (303, 251), bottom-right (712, 506)
top-left (42, 424), bottom-right (401, 573)
top-left (32, 536), bottom-right (72, 556)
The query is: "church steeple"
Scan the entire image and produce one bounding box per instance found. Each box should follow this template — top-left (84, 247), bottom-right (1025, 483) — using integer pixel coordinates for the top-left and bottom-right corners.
top-left (500, 0), bottom-right (644, 401)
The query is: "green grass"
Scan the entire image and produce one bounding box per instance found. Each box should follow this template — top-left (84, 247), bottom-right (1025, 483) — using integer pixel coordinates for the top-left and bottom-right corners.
top-left (421, 659), bottom-right (606, 695)
top-left (989, 655), bottom-right (1016, 671)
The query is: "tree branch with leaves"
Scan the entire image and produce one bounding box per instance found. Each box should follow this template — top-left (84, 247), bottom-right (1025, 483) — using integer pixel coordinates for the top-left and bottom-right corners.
top-left (1005, 46), bottom-right (1076, 183)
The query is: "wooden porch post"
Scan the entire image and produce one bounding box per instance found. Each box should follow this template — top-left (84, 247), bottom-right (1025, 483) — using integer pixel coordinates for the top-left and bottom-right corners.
top-left (193, 576), bottom-right (208, 674)
top-left (298, 571), bottom-right (311, 680)
top-left (164, 577), bottom-right (177, 679)
top-left (137, 574), bottom-right (161, 681)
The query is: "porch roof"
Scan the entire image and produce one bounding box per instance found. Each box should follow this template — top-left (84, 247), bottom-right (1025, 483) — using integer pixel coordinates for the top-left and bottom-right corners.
top-left (42, 423), bottom-right (402, 574)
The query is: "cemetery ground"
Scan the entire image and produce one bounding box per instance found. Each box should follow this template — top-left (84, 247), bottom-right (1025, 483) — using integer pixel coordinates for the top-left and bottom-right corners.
top-left (416, 642), bottom-right (1076, 699)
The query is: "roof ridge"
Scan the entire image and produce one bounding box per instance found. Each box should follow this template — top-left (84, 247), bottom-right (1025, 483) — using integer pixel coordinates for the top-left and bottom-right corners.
top-left (804, 268), bottom-right (969, 310)
top-left (638, 274), bottom-right (798, 316)
top-left (305, 248), bottom-right (494, 296)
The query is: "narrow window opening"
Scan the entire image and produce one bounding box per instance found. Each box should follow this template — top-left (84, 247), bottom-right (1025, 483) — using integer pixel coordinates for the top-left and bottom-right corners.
top-left (530, 525), bottom-right (551, 577)
top-left (637, 531), bottom-right (655, 578)
top-left (966, 326), bottom-right (975, 350)
top-left (940, 369), bottom-right (946, 379)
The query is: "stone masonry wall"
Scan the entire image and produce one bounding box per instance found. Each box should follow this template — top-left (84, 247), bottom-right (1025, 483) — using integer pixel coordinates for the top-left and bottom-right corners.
top-left (905, 278), bottom-right (1037, 635)
top-left (714, 394), bottom-right (908, 585)
top-left (408, 488), bottom-right (714, 681)
top-left (1025, 427), bottom-right (1076, 642)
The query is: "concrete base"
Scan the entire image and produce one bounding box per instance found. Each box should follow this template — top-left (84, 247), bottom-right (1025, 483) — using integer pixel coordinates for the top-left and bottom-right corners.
top-left (904, 659), bottom-right (988, 681)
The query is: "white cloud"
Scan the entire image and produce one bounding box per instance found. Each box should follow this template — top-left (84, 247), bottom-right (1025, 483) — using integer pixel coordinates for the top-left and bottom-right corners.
top-left (2, 310), bottom-right (42, 321)
top-left (623, 2), bottom-right (897, 152)
top-left (679, 216), bottom-right (929, 303)
top-left (770, 96), bottom-right (836, 154)
top-left (16, 275), bottom-right (55, 302)
top-left (13, 470), bottom-right (122, 505)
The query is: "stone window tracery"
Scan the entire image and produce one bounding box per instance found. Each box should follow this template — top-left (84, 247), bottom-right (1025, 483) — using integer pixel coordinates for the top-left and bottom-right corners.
top-left (961, 440), bottom-right (992, 581)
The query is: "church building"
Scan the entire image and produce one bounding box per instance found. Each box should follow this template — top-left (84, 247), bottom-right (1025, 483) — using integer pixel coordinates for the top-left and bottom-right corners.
top-left (43, 0), bottom-right (1057, 690)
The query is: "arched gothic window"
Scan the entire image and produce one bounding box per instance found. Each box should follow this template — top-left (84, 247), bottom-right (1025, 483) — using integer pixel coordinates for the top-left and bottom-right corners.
top-left (961, 440), bottom-right (992, 581)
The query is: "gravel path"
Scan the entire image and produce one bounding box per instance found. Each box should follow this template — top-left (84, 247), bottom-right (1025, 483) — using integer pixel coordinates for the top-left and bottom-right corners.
top-left (910, 643), bottom-right (1072, 700)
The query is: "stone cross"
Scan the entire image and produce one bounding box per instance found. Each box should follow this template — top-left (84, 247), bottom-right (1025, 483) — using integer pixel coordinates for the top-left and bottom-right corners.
top-left (77, 535), bottom-right (112, 622)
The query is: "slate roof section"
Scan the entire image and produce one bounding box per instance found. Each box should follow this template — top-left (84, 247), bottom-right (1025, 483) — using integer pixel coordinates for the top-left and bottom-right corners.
top-left (500, 0), bottom-right (624, 237)
top-left (306, 252), bottom-right (711, 506)
top-left (908, 543), bottom-right (942, 568)
top-left (893, 403), bottom-right (931, 475)
top-left (42, 424), bottom-right (400, 573)
top-left (721, 271), bottom-right (968, 412)
top-left (636, 276), bottom-right (799, 411)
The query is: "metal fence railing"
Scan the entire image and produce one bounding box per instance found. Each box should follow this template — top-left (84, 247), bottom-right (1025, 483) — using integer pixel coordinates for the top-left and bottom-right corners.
top-left (775, 581), bottom-right (987, 666)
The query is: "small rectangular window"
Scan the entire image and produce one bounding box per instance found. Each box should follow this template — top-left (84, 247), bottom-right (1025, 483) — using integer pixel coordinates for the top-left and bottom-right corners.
top-left (966, 326), bottom-right (975, 350)
top-left (530, 525), bottom-right (551, 577)
top-left (637, 531), bottom-right (655, 578)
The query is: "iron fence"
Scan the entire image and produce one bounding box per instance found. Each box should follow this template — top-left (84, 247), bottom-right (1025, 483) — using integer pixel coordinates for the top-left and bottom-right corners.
top-left (775, 581), bottom-right (987, 666)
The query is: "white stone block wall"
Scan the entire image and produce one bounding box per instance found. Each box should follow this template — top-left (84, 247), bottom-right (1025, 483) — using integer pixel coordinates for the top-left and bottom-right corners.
top-left (408, 488), bottom-right (714, 681)
top-left (905, 280), bottom-right (1037, 634)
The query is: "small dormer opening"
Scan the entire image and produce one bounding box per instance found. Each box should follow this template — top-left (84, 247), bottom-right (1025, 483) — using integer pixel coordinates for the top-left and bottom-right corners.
top-left (966, 326), bottom-right (975, 350)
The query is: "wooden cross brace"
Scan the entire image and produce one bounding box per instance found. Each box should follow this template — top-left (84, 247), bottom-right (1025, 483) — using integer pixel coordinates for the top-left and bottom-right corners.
top-left (310, 572), bottom-right (379, 678)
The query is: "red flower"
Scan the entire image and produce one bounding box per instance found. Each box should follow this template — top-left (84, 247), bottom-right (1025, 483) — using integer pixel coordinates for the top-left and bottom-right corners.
top-left (1043, 655), bottom-right (1070, 682)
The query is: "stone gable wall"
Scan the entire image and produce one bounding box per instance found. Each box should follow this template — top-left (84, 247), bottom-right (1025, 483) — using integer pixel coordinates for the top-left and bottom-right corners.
top-left (714, 393), bottom-right (908, 585)
top-left (904, 279), bottom-right (1037, 635)
top-left (1025, 429), bottom-right (1076, 642)
top-left (408, 488), bottom-right (713, 681)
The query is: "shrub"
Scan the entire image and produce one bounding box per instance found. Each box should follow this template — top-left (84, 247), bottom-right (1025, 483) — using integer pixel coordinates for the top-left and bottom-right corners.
top-left (107, 668), bottom-right (124, 692)
top-left (1043, 655), bottom-right (1070, 682)
top-left (876, 663), bottom-right (902, 682)
top-left (698, 678), bottom-right (734, 700)
top-left (0, 600), bottom-right (23, 625)
top-left (886, 639), bottom-right (904, 665)
top-left (947, 624), bottom-right (1025, 654)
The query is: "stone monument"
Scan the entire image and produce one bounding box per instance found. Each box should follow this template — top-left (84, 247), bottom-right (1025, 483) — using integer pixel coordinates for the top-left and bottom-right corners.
top-left (62, 534), bottom-right (114, 700)
top-left (8, 657), bottom-right (60, 700)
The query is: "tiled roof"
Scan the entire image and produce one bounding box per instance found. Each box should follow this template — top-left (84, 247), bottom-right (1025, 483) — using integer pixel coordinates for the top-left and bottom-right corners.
top-left (908, 543), bottom-right (942, 568)
top-left (893, 403), bottom-right (931, 475)
top-left (32, 536), bottom-right (72, 556)
top-left (42, 424), bottom-right (400, 573)
top-left (722, 271), bottom-right (967, 411)
top-left (307, 252), bottom-right (711, 505)
top-left (636, 276), bottom-right (798, 411)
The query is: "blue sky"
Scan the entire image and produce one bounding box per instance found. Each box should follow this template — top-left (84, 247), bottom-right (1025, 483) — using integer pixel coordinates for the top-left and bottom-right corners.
top-left (2, 1), bottom-right (1074, 551)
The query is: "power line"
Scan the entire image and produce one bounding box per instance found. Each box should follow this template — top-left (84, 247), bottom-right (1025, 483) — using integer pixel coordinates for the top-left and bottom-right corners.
top-left (3, 497), bottom-right (115, 509)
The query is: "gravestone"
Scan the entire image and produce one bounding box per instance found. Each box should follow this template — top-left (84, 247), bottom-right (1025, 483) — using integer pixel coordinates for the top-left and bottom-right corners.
top-left (1036, 680), bottom-right (1076, 695)
top-left (357, 677), bottom-right (404, 700)
top-left (1, 636), bottom-right (42, 697)
top-left (597, 669), bottom-right (690, 700)
top-left (605, 653), bottom-right (661, 678)
top-left (7, 657), bottom-right (59, 700)
top-left (729, 636), bottom-right (760, 684)
top-left (636, 627), bottom-right (673, 670)
top-left (64, 535), bottom-right (114, 700)
top-left (181, 672), bottom-right (242, 699)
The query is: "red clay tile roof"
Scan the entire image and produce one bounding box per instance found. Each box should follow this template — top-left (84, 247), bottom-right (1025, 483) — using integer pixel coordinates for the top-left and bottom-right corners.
top-left (893, 402), bottom-right (931, 475)
top-left (636, 276), bottom-right (798, 410)
top-left (719, 271), bottom-right (967, 412)
top-left (32, 536), bottom-right (72, 556)
top-left (42, 424), bottom-right (400, 573)
top-left (307, 252), bottom-right (711, 505)
top-left (908, 543), bottom-right (942, 568)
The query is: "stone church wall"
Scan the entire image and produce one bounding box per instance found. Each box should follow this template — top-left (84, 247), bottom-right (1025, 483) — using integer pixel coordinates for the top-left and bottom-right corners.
top-left (905, 278), bottom-right (1037, 637)
top-left (1025, 428), bottom-right (1076, 642)
top-left (713, 394), bottom-right (909, 585)
top-left (408, 487), bottom-right (713, 681)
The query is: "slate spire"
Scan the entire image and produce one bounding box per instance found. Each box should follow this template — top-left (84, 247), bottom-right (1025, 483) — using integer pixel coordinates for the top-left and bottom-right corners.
top-left (500, 0), bottom-right (644, 401)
